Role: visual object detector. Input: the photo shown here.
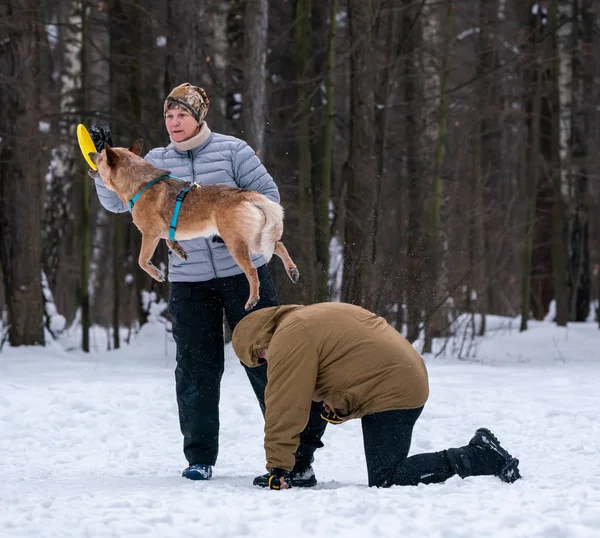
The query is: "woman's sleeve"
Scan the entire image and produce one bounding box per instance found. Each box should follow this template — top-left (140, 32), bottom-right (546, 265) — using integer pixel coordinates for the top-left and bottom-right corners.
top-left (232, 141), bottom-right (280, 204)
top-left (94, 176), bottom-right (128, 213)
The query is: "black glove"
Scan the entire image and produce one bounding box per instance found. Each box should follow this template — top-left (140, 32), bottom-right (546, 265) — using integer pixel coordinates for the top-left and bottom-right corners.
top-left (89, 124), bottom-right (114, 152)
top-left (212, 235), bottom-right (225, 244)
top-left (268, 468), bottom-right (292, 490)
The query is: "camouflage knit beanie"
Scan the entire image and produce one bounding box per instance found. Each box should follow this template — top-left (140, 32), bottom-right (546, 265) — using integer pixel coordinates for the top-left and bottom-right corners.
top-left (164, 83), bottom-right (209, 124)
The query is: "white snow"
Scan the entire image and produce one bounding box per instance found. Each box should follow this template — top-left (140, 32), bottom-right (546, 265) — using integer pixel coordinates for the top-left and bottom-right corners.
top-left (457, 27), bottom-right (480, 41)
top-left (45, 24), bottom-right (58, 47)
top-left (531, 2), bottom-right (548, 25)
top-left (1, 316), bottom-right (600, 537)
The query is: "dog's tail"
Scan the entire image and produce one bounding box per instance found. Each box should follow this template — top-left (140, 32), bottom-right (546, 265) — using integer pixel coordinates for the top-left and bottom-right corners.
top-left (249, 198), bottom-right (284, 261)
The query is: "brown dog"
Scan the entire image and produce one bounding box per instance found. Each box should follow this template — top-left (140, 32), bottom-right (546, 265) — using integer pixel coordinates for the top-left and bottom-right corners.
top-left (89, 140), bottom-right (298, 310)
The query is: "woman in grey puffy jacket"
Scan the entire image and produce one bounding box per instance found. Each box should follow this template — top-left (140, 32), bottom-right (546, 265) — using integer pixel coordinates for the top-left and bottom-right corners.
top-left (92, 83), bottom-right (326, 486)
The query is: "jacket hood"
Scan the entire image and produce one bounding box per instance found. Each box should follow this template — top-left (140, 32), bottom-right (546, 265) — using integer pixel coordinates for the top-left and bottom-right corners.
top-left (232, 305), bottom-right (303, 367)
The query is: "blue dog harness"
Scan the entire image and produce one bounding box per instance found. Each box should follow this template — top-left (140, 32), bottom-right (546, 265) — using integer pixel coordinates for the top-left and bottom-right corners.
top-left (128, 174), bottom-right (199, 240)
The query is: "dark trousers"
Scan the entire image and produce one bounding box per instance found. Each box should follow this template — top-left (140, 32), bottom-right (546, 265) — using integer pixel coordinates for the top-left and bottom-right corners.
top-left (362, 407), bottom-right (456, 487)
top-left (169, 264), bottom-right (327, 466)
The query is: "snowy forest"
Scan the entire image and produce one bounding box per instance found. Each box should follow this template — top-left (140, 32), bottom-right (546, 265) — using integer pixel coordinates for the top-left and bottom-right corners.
top-left (1, 0), bottom-right (599, 352)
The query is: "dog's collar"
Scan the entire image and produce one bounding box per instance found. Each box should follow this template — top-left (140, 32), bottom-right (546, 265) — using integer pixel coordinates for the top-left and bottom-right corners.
top-left (128, 173), bottom-right (175, 212)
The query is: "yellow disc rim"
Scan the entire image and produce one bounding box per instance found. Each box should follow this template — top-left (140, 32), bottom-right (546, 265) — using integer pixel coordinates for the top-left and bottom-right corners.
top-left (77, 124), bottom-right (98, 170)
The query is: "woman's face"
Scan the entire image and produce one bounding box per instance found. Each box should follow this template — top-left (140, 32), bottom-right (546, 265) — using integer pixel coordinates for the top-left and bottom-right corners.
top-left (165, 107), bottom-right (200, 142)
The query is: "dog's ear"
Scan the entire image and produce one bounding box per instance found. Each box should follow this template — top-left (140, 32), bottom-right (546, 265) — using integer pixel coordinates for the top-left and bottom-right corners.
top-left (105, 144), bottom-right (118, 167)
top-left (129, 139), bottom-right (144, 156)
top-left (88, 152), bottom-right (100, 165)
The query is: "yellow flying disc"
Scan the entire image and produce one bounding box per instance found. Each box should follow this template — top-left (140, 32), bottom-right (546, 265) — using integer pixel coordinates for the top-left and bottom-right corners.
top-left (77, 124), bottom-right (98, 170)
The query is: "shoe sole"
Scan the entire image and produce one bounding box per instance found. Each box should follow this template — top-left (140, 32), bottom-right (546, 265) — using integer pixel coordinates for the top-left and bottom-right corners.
top-left (474, 428), bottom-right (521, 483)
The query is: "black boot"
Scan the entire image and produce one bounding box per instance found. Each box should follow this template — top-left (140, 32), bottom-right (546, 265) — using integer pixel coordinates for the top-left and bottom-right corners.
top-left (447, 428), bottom-right (521, 483)
top-left (470, 428), bottom-right (521, 483)
top-left (253, 464), bottom-right (317, 488)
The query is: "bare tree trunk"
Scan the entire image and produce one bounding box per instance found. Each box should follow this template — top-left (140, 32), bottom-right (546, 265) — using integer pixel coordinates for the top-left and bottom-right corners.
top-left (79, 1), bottom-right (91, 351)
top-left (263, 1), bottom-right (303, 302)
top-left (403, 0), bottom-right (423, 342)
top-left (566, 0), bottom-right (593, 321)
top-left (0, 0), bottom-right (45, 346)
top-left (520, 11), bottom-right (545, 332)
top-left (243, 0), bottom-right (269, 155)
top-left (419, 0), bottom-right (441, 340)
top-left (108, 0), bottom-right (146, 341)
top-left (423, 0), bottom-right (453, 354)
top-left (164, 0), bottom-right (205, 95)
top-left (529, 4), bottom-right (556, 322)
top-left (370, 2), bottom-right (404, 315)
top-left (313, 0), bottom-right (336, 303)
top-left (551, 0), bottom-right (569, 325)
top-left (295, 0), bottom-right (316, 303)
top-left (342, 0), bottom-right (377, 306)
top-left (475, 0), bottom-right (505, 336)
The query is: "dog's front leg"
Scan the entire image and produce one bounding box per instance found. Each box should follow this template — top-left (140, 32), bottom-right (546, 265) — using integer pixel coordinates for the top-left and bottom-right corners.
top-left (139, 235), bottom-right (164, 282)
top-left (166, 239), bottom-right (188, 261)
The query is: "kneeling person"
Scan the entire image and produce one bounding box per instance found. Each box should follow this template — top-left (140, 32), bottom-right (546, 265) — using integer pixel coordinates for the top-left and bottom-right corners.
top-left (232, 302), bottom-right (521, 489)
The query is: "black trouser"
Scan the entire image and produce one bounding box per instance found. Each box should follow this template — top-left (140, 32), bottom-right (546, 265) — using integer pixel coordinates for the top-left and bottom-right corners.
top-left (362, 407), bottom-right (461, 487)
top-left (169, 264), bottom-right (327, 466)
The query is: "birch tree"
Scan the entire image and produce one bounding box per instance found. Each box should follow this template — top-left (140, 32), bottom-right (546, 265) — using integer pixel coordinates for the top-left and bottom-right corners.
top-left (43, 1), bottom-right (82, 294)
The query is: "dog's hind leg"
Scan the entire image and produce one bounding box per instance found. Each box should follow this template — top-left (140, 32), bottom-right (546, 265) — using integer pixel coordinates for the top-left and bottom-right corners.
top-left (139, 235), bottom-right (164, 282)
top-left (222, 237), bottom-right (260, 310)
top-left (274, 241), bottom-right (299, 283)
top-left (166, 239), bottom-right (188, 261)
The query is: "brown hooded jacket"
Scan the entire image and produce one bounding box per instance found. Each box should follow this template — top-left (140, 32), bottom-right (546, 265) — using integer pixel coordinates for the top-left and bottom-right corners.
top-left (232, 302), bottom-right (429, 472)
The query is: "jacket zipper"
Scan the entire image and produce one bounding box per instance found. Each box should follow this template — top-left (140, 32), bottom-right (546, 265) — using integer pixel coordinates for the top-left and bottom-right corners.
top-left (189, 149), bottom-right (218, 279)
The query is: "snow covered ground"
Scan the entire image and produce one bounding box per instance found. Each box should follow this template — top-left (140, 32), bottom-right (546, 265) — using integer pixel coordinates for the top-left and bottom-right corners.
top-left (1, 316), bottom-right (600, 538)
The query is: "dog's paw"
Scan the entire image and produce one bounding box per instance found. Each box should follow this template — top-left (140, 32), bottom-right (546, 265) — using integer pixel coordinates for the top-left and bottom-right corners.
top-left (174, 247), bottom-right (188, 261)
top-left (167, 240), bottom-right (189, 261)
top-left (289, 267), bottom-right (300, 283)
top-left (245, 296), bottom-right (260, 311)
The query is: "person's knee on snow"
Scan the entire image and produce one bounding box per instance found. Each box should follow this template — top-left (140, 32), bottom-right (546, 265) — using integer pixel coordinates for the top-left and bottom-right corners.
top-left (231, 302), bottom-right (521, 488)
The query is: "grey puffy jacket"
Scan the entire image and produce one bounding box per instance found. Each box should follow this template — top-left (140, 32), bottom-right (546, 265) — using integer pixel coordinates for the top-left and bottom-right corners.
top-left (94, 127), bottom-right (280, 282)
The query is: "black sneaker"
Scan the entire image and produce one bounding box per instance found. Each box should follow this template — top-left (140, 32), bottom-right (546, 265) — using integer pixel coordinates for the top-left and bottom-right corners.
top-left (469, 428), bottom-right (521, 483)
top-left (253, 465), bottom-right (317, 488)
